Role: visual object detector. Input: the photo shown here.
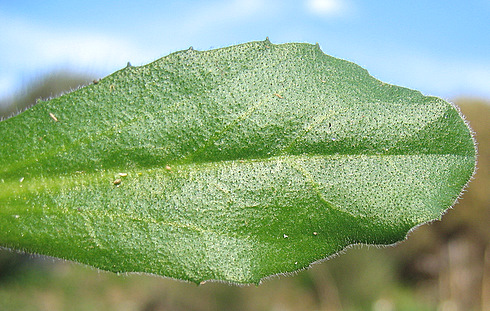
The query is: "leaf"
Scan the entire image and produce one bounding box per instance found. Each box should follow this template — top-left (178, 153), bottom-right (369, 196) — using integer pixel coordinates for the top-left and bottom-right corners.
top-left (0, 40), bottom-right (476, 284)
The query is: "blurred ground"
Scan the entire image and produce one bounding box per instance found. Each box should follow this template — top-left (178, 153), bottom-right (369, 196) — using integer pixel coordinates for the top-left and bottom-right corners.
top-left (0, 74), bottom-right (488, 311)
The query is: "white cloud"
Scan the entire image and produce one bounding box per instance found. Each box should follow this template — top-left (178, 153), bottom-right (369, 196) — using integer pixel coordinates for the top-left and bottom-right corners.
top-left (0, 0), bottom-right (272, 103)
top-left (421, 60), bottom-right (490, 99)
top-left (357, 48), bottom-right (490, 99)
top-left (34, 32), bottom-right (153, 71)
top-left (306, 0), bottom-right (349, 17)
top-left (0, 12), bottom-right (157, 101)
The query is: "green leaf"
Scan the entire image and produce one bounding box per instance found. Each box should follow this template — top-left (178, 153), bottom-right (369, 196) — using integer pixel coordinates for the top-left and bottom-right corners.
top-left (0, 40), bottom-right (476, 284)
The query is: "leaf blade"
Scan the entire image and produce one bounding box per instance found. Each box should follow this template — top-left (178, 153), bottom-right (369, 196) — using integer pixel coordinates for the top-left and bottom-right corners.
top-left (0, 40), bottom-right (476, 284)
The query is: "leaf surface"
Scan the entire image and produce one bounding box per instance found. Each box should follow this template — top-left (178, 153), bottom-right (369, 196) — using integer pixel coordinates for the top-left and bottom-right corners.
top-left (0, 40), bottom-right (476, 284)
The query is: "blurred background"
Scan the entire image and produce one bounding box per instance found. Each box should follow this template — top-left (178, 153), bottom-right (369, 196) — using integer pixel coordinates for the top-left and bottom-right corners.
top-left (0, 1), bottom-right (489, 310)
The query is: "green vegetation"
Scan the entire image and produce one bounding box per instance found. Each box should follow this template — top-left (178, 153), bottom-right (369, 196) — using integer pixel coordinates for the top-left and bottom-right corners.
top-left (0, 40), bottom-right (476, 285)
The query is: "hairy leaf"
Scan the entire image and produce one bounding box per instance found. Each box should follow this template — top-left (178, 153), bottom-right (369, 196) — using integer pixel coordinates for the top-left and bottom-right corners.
top-left (0, 40), bottom-right (476, 284)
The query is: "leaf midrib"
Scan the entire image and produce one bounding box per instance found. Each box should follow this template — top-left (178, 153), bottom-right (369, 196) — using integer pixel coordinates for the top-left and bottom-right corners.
top-left (1, 99), bottom-right (466, 180)
top-left (1, 152), bottom-right (472, 200)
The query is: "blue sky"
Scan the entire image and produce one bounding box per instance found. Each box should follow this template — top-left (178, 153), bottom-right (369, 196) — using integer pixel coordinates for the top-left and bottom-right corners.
top-left (1, 0), bottom-right (489, 107)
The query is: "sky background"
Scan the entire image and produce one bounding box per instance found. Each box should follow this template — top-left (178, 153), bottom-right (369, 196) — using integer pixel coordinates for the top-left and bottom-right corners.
top-left (1, 0), bottom-right (489, 107)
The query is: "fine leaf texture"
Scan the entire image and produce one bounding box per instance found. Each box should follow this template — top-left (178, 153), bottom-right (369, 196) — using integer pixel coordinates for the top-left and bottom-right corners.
top-left (0, 40), bottom-right (476, 284)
